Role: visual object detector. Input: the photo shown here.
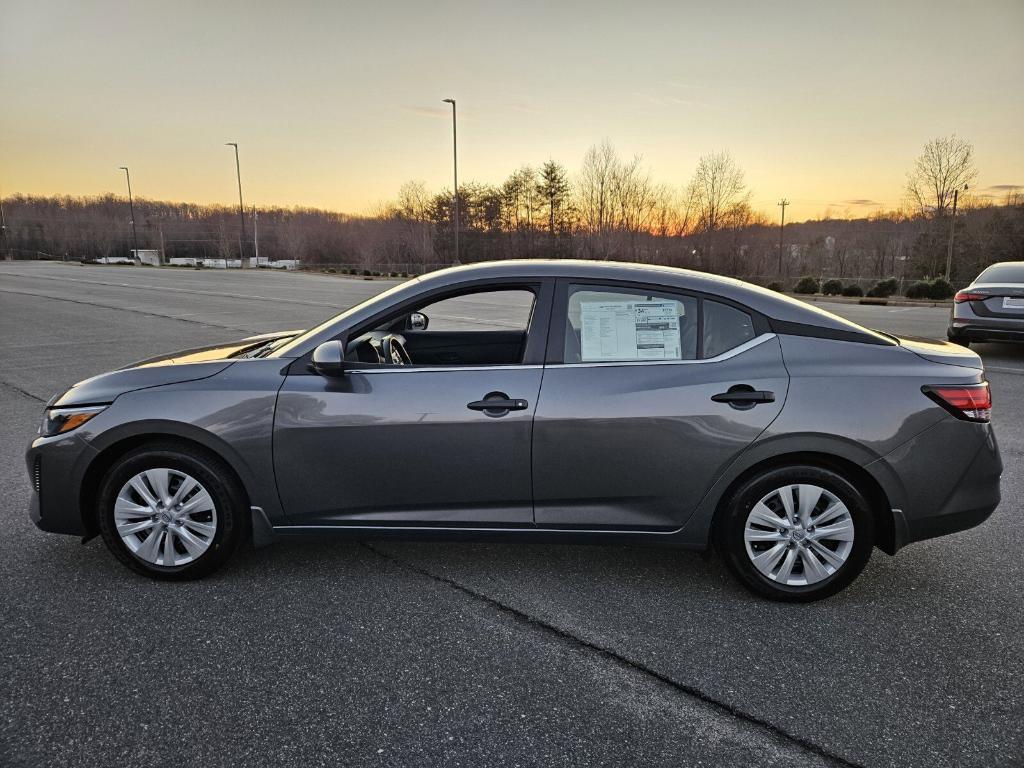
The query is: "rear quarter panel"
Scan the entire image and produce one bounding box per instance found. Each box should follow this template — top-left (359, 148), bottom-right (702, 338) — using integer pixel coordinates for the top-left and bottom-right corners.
top-left (677, 335), bottom-right (985, 545)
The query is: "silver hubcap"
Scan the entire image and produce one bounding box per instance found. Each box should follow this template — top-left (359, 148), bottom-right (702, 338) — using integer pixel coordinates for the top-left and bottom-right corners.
top-left (114, 468), bottom-right (217, 567)
top-left (743, 483), bottom-right (854, 587)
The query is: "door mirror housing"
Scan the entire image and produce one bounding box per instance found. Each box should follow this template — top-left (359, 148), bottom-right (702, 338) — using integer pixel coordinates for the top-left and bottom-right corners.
top-left (408, 312), bottom-right (429, 331)
top-left (311, 340), bottom-right (347, 377)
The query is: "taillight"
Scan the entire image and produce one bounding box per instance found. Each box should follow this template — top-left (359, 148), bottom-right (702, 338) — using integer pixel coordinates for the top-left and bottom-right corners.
top-left (954, 291), bottom-right (985, 303)
top-left (922, 382), bottom-right (991, 422)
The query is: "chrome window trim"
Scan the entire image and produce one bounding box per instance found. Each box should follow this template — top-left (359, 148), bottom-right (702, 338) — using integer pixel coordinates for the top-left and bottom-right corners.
top-left (340, 333), bottom-right (774, 375)
top-left (548, 332), bottom-right (775, 369)
top-left (344, 363), bottom-right (545, 375)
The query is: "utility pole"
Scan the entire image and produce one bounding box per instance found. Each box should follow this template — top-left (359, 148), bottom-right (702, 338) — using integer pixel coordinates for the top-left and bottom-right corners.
top-left (225, 142), bottom-right (247, 268)
top-left (158, 225), bottom-right (166, 264)
top-left (442, 98), bottom-right (459, 264)
top-left (0, 189), bottom-right (9, 261)
top-left (945, 185), bottom-right (968, 281)
top-left (118, 167), bottom-right (140, 262)
top-left (777, 198), bottom-right (789, 276)
top-left (253, 206), bottom-right (260, 264)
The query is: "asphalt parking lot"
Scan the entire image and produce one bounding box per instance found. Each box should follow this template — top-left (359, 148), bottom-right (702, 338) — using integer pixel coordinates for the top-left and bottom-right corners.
top-left (1, 262), bottom-right (1021, 767)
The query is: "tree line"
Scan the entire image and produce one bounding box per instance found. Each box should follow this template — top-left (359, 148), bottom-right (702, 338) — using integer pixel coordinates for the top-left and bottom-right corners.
top-left (1, 135), bottom-right (1021, 286)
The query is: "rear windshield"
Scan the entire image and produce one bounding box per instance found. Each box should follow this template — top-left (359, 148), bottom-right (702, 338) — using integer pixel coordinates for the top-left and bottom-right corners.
top-left (977, 263), bottom-right (1024, 284)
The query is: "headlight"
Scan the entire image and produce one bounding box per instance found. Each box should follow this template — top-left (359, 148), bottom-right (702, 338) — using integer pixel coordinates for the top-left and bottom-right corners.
top-left (39, 406), bottom-right (107, 437)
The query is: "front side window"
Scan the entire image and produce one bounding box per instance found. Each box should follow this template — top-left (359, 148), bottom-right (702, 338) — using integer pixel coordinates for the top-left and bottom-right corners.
top-left (417, 289), bottom-right (535, 331)
top-left (563, 286), bottom-right (698, 363)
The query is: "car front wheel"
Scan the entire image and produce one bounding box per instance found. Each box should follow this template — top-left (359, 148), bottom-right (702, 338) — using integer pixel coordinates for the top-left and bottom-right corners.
top-left (97, 443), bottom-right (245, 579)
top-left (718, 465), bottom-right (874, 602)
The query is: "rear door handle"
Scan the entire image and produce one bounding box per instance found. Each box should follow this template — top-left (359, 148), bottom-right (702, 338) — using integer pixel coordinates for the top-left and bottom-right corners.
top-left (711, 387), bottom-right (775, 409)
top-left (467, 393), bottom-right (529, 416)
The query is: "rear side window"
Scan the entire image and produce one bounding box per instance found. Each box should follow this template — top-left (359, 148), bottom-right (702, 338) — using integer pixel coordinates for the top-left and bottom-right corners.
top-left (564, 286), bottom-right (698, 363)
top-left (703, 300), bottom-right (755, 358)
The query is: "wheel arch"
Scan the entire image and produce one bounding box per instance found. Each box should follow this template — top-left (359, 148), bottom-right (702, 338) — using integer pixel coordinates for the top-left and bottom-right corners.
top-left (79, 423), bottom-right (253, 537)
top-left (680, 433), bottom-right (901, 554)
top-left (710, 451), bottom-right (894, 548)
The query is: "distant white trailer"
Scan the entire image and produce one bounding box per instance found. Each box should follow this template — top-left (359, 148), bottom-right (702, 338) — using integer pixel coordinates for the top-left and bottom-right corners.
top-left (131, 249), bottom-right (162, 266)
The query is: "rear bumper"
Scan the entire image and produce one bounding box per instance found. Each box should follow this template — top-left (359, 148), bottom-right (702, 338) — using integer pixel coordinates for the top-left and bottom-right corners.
top-left (949, 305), bottom-right (1024, 341)
top-left (868, 417), bottom-right (1001, 553)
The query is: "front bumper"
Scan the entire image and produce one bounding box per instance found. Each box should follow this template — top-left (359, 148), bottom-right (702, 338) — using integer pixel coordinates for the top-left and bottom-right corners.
top-left (25, 432), bottom-right (99, 537)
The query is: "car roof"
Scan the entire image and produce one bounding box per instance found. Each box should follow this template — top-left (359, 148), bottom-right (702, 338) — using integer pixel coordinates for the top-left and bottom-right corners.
top-left (415, 259), bottom-right (878, 334)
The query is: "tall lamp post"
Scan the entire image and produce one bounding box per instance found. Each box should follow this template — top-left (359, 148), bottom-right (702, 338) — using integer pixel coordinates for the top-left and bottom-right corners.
top-left (225, 142), bottom-right (247, 267)
top-left (944, 184), bottom-right (968, 282)
top-left (441, 98), bottom-right (459, 264)
top-left (118, 167), bottom-right (140, 262)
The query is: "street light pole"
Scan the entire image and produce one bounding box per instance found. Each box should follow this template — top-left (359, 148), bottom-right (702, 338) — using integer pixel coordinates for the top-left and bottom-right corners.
top-left (944, 185), bottom-right (968, 282)
top-left (442, 98), bottom-right (459, 264)
top-left (118, 167), bottom-right (140, 262)
top-left (225, 142), bottom-right (247, 268)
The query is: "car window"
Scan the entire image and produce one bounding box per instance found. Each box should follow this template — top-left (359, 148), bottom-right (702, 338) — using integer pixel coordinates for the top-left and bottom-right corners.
top-left (564, 285), bottom-right (697, 363)
top-left (977, 263), bottom-right (1024, 284)
top-left (417, 289), bottom-right (535, 331)
top-left (703, 300), bottom-right (755, 358)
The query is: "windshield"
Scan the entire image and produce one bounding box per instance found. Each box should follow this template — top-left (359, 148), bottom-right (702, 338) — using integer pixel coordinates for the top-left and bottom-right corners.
top-left (269, 278), bottom-right (420, 358)
top-left (977, 263), bottom-right (1024, 284)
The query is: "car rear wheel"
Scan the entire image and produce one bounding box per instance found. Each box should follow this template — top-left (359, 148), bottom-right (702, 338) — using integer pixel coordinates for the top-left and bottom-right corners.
top-left (97, 443), bottom-right (245, 579)
top-left (718, 465), bottom-right (874, 602)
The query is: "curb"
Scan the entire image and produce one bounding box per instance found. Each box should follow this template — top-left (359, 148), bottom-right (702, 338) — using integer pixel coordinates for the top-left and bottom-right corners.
top-left (789, 293), bottom-right (952, 309)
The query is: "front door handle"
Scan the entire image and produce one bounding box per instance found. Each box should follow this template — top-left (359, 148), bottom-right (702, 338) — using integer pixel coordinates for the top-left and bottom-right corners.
top-left (467, 392), bottom-right (529, 416)
top-left (711, 386), bottom-right (775, 410)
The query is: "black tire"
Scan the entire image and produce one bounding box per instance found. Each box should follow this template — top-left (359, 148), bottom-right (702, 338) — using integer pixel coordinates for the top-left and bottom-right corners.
top-left (947, 331), bottom-right (971, 347)
top-left (97, 443), bottom-right (246, 580)
top-left (717, 465), bottom-right (874, 602)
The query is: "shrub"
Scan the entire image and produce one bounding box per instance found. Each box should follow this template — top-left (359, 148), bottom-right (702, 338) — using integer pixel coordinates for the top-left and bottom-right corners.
top-left (866, 278), bottom-right (898, 298)
top-left (821, 279), bottom-right (843, 296)
top-left (766, 281), bottom-right (785, 292)
top-left (362, 269), bottom-right (372, 276)
top-left (793, 276), bottom-right (820, 295)
top-left (904, 281), bottom-right (932, 299)
top-left (841, 284), bottom-right (864, 297)
top-left (929, 278), bottom-right (954, 300)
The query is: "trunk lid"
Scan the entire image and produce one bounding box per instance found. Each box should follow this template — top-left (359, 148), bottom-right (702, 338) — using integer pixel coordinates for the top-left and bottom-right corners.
top-left (890, 334), bottom-right (984, 369)
top-left (968, 283), bottom-right (1024, 318)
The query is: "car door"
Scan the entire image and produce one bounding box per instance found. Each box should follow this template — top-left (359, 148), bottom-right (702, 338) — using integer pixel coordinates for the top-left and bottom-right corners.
top-left (532, 280), bottom-right (789, 530)
top-left (272, 281), bottom-right (552, 527)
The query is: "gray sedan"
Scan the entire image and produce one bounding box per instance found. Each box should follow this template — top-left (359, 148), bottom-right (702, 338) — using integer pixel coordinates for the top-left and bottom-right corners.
top-left (27, 260), bottom-right (1001, 601)
top-left (948, 260), bottom-right (1024, 345)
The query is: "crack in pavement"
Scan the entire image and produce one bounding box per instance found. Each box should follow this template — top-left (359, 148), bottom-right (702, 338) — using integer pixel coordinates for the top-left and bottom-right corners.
top-left (0, 286), bottom-right (257, 335)
top-left (361, 542), bottom-right (863, 768)
top-left (0, 381), bottom-right (47, 404)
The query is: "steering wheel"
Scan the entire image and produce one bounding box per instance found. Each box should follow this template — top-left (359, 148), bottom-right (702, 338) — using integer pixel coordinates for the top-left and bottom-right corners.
top-left (381, 334), bottom-right (413, 366)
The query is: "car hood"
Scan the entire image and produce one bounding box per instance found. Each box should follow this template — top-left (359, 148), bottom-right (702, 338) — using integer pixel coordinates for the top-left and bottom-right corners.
top-left (892, 334), bottom-right (984, 370)
top-left (50, 330), bottom-right (304, 408)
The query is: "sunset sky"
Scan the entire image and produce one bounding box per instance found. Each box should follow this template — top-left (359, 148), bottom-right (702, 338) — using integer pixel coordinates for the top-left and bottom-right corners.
top-left (2, 0), bottom-right (1022, 223)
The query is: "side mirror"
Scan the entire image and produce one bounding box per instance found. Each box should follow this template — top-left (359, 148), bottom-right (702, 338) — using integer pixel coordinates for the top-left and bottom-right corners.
top-left (311, 340), bottom-right (347, 377)
top-left (408, 312), bottom-right (429, 331)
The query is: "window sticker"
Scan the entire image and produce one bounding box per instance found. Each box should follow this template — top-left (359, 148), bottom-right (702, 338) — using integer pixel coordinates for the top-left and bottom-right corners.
top-left (579, 300), bottom-right (682, 361)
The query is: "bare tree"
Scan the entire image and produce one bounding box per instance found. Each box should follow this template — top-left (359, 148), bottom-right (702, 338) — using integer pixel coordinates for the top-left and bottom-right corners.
top-left (906, 134), bottom-right (978, 217)
top-left (686, 151), bottom-right (752, 233)
top-left (576, 141), bottom-right (619, 256)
